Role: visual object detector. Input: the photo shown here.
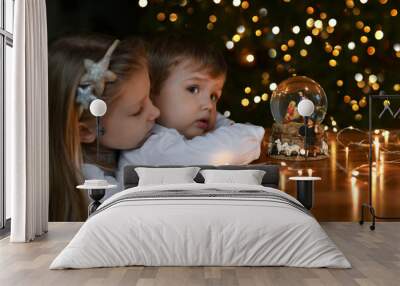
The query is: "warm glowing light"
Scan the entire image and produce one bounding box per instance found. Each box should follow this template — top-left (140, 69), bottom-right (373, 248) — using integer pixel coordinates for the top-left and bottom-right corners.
top-left (368, 74), bottom-right (378, 83)
top-left (254, 96), bottom-right (261, 103)
top-left (138, 0), bottom-right (148, 8)
top-left (246, 54), bottom-right (255, 62)
top-left (281, 44), bottom-right (288, 51)
top-left (225, 41), bottom-right (234, 50)
top-left (261, 93), bottom-right (269, 101)
top-left (292, 25), bottom-right (300, 34)
top-left (367, 46), bottom-right (376, 55)
top-left (312, 28), bottom-right (320, 36)
top-left (393, 43), bottom-right (400, 52)
top-left (288, 39), bottom-right (295, 47)
top-left (252, 15), bottom-right (259, 23)
top-left (241, 1), bottom-right (249, 9)
top-left (169, 13), bottom-right (178, 22)
top-left (344, 95), bottom-right (351, 103)
top-left (328, 18), bottom-right (337, 27)
top-left (209, 15), bottom-right (217, 23)
top-left (156, 12), bottom-right (166, 21)
top-left (391, 9), bottom-right (398, 17)
top-left (232, 34), bottom-right (241, 42)
top-left (352, 104), bottom-right (359, 111)
top-left (283, 54), bottom-right (292, 62)
top-left (332, 49), bottom-right (340, 56)
top-left (241, 98), bottom-right (250, 106)
top-left (337, 80), bottom-right (343, 87)
top-left (300, 49), bottom-right (308, 57)
top-left (329, 59), bottom-right (337, 67)
top-left (351, 55), bottom-right (359, 63)
top-left (360, 36), bottom-right (368, 43)
top-left (348, 42), bottom-right (356, 50)
top-left (356, 21), bottom-right (364, 29)
top-left (375, 30), bottom-right (384, 40)
top-left (314, 20), bottom-right (323, 29)
top-left (355, 73), bottom-right (363, 82)
top-left (304, 36), bottom-right (312, 45)
top-left (244, 86), bottom-right (252, 94)
top-left (306, 18), bottom-right (314, 28)
top-left (237, 25), bottom-right (245, 34)
top-left (255, 29), bottom-right (262, 36)
top-left (272, 26), bottom-right (280, 35)
top-left (306, 7), bottom-right (314, 14)
top-left (232, 0), bottom-right (241, 7)
top-left (383, 130), bottom-right (390, 145)
top-left (268, 48), bottom-right (277, 58)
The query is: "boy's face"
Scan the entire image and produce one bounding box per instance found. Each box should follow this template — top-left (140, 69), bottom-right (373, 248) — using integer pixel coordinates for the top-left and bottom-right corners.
top-left (154, 59), bottom-right (226, 139)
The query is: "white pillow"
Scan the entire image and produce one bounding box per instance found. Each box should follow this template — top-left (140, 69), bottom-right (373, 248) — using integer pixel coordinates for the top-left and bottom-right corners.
top-left (200, 169), bottom-right (266, 185)
top-left (135, 167), bottom-right (200, 186)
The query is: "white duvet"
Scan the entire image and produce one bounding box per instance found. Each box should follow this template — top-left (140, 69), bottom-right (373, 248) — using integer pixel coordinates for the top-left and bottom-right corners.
top-left (50, 183), bottom-right (351, 269)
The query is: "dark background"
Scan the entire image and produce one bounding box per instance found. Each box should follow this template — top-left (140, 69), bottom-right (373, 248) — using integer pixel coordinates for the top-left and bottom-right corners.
top-left (46, 0), bottom-right (400, 129)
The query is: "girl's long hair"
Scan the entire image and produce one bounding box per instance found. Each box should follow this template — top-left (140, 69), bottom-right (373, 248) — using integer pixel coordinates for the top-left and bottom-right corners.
top-left (48, 34), bottom-right (147, 221)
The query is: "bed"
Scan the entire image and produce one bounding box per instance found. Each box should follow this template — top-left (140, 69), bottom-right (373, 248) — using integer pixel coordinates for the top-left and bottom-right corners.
top-left (50, 165), bottom-right (351, 269)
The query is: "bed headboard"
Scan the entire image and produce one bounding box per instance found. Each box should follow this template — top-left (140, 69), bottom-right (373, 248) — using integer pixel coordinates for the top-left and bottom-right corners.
top-left (123, 164), bottom-right (280, 190)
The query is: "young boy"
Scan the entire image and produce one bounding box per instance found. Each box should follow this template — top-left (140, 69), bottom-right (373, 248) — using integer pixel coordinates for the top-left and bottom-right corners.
top-left (117, 35), bottom-right (265, 182)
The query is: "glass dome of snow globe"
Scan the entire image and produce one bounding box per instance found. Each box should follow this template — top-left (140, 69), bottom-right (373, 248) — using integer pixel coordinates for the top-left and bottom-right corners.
top-left (270, 76), bottom-right (328, 124)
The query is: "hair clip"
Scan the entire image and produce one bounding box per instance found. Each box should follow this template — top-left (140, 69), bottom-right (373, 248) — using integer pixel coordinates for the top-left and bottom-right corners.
top-left (76, 86), bottom-right (97, 114)
top-left (79, 39), bottom-right (120, 96)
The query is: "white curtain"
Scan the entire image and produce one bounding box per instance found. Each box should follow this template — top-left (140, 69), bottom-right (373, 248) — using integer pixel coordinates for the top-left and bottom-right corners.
top-left (7, 0), bottom-right (49, 242)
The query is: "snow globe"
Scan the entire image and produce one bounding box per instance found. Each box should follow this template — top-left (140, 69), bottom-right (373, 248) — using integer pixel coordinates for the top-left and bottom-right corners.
top-left (268, 76), bottom-right (329, 160)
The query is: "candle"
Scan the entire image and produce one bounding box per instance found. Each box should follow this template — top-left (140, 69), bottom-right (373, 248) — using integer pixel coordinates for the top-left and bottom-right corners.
top-left (383, 130), bottom-right (389, 145)
top-left (374, 137), bottom-right (380, 163)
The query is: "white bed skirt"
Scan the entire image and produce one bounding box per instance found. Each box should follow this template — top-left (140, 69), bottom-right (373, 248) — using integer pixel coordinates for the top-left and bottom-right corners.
top-left (50, 183), bottom-right (351, 269)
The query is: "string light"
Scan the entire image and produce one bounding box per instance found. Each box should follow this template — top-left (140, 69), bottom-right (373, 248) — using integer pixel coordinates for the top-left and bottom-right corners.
top-left (225, 41), bottom-right (234, 50)
top-left (169, 13), bottom-right (178, 22)
top-left (246, 54), bottom-right (255, 63)
top-left (138, 0), bottom-right (148, 8)
top-left (375, 30), bottom-right (384, 40)
top-left (292, 25), bottom-right (300, 34)
top-left (304, 36), bottom-right (312, 45)
top-left (232, 0), bottom-right (241, 7)
top-left (348, 42), bottom-right (356, 50)
top-left (237, 25), bottom-right (245, 34)
top-left (254, 96), bottom-right (261, 103)
top-left (241, 98), bottom-right (249, 106)
top-left (272, 26), bottom-right (280, 35)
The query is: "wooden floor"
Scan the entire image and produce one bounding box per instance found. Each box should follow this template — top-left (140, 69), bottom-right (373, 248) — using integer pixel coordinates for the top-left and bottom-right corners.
top-left (255, 130), bottom-right (400, 221)
top-left (1, 222), bottom-right (399, 286)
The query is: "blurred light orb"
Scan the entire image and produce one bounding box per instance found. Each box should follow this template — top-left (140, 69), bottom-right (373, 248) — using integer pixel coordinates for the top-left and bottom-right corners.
top-left (272, 26), bottom-right (280, 34)
top-left (270, 76), bottom-right (328, 124)
top-left (348, 41), bottom-right (356, 50)
top-left (292, 25), bottom-right (300, 34)
top-left (138, 0), bottom-right (148, 8)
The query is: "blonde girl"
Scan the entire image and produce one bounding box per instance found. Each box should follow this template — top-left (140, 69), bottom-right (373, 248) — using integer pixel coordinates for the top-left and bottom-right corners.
top-left (48, 34), bottom-right (159, 221)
